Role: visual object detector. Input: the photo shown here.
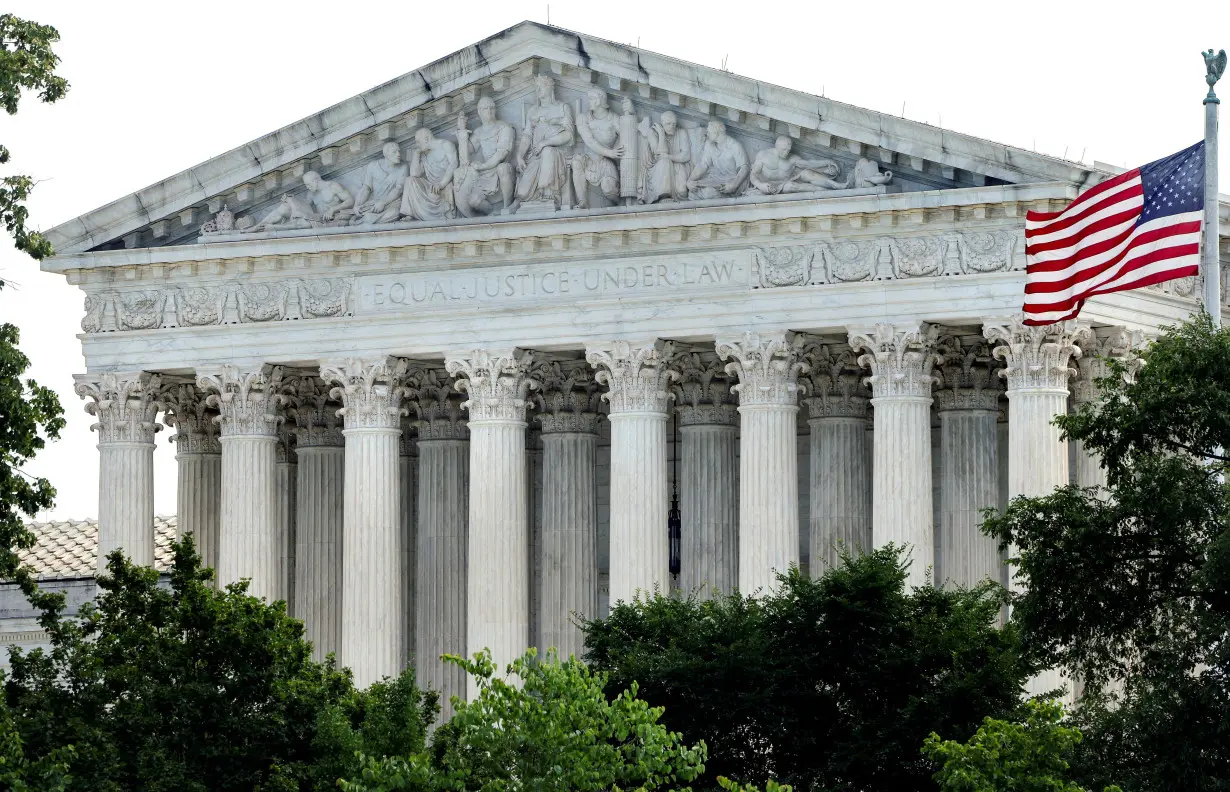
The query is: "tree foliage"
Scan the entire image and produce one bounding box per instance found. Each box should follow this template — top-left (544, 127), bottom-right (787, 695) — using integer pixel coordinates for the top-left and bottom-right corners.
top-left (342, 648), bottom-right (707, 792)
top-left (582, 546), bottom-right (1029, 791)
top-left (923, 699), bottom-right (1121, 792)
top-left (981, 314), bottom-right (1230, 792)
top-left (4, 538), bottom-right (435, 792)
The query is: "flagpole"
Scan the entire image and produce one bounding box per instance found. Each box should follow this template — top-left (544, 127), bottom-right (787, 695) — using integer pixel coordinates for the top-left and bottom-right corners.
top-left (1204, 49), bottom-right (1226, 327)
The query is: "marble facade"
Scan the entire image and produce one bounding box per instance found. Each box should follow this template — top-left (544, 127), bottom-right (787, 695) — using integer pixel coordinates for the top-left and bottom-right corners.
top-left (44, 23), bottom-right (1230, 701)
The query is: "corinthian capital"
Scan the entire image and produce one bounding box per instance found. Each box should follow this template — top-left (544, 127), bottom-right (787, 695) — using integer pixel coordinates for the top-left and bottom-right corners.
top-left (74, 371), bottom-right (163, 444)
top-left (671, 351), bottom-right (737, 426)
top-left (320, 357), bottom-right (409, 430)
top-left (405, 367), bottom-right (468, 440)
top-left (983, 317), bottom-right (1091, 393)
top-left (445, 349), bottom-right (538, 424)
top-left (1070, 327), bottom-right (1148, 404)
top-left (800, 339), bottom-right (869, 419)
top-left (196, 365), bottom-right (286, 437)
top-left (285, 375), bottom-right (344, 447)
top-left (532, 359), bottom-right (602, 434)
top-left (159, 382), bottom-right (220, 454)
top-left (848, 322), bottom-right (940, 400)
top-left (716, 331), bottom-right (810, 408)
top-left (933, 333), bottom-right (1002, 412)
top-left (585, 340), bottom-right (680, 415)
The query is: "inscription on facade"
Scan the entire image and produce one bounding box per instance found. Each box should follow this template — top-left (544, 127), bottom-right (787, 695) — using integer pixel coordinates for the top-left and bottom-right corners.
top-left (356, 252), bottom-right (751, 314)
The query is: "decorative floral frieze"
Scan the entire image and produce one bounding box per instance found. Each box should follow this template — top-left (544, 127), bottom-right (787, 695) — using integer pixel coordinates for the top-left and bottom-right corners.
top-left (81, 277), bottom-right (354, 333)
top-left (800, 341), bottom-right (869, 419)
top-left (74, 371), bottom-right (163, 444)
top-left (933, 334), bottom-right (1002, 412)
top-left (284, 376), bottom-right (344, 447)
top-left (848, 323), bottom-right (941, 399)
top-left (954, 230), bottom-right (1018, 274)
top-left (532, 360), bottom-right (602, 434)
top-left (445, 349), bottom-right (538, 424)
top-left (672, 351), bottom-right (737, 426)
top-left (321, 357), bottom-right (410, 430)
top-left (983, 318), bottom-right (1091, 393)
top-left (405, 367), bottom-right (469, 440)
top-left (716, 331), bottom-right (810, 407)
top-left (753, 245), bottom-right (815, 288)
top-left (159, 382), bottom-right (221, 454)
top-left (196, 365), bottom-right (287, 437)
top-left (585, 340), bottom-right (680, 415)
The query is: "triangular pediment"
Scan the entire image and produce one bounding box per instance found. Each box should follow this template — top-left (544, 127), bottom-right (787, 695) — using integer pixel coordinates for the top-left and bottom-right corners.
top-left (45, 21), bottom-right (1105, 257)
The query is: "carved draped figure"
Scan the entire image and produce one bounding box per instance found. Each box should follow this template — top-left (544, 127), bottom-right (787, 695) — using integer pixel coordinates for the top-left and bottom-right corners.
top-left (516, 100), bottom-right (574, 204)
top-left (643, 125), bottom-right (691, 203)
top-left (401, 141), bottom-right (459, 222)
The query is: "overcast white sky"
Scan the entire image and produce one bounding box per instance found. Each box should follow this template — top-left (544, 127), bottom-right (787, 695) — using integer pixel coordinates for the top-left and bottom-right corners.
top-left (3, 0), bottom-right (1228, 519)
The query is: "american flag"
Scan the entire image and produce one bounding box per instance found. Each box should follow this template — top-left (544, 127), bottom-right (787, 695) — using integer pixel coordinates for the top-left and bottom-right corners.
top-left (1023, 141), bottom-right (1205, 325)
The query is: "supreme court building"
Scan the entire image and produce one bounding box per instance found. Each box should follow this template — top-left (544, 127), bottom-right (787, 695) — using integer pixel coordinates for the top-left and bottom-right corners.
top-left (38, 22), bottom-right (1230, 705)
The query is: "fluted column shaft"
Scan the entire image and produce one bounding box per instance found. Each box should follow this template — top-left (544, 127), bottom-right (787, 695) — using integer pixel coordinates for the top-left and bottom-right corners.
top-left (586, 341), bottom-right (678, 605)
top-left (718, 332), bottom-right (807, 594)
top-left (678, 409), bottom-right (738, 596)
top-left (295, 445), bottom-right (344, 660)
top-left (936, 398), bottom-right (1000, 587)
top-left (1071, 329), bottom-right (1135, 492)
top-left (806, 410), bottom-right (871, 571)
top-left (323, 358), bottom-right (409, 687)
top-left (399, 429), bottom-right (418, 667)
top-left (76, 372), bottom-right (161, 573)
top-left (416, 424), bottom-right (468, 718)
top-left (176, 451), bottom-right (221, 570)
top-left (850, 325), bottom-right (940, 588)
top-left (276, 439), bottom-right (297, 611)
top-left (446, 351), bottom-right (535, 698)
top-left (538, 419), bottom-right (599, 658)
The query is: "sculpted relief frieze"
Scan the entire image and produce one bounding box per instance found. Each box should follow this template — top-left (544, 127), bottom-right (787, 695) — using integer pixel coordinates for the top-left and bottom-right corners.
top-left (192, 75), bottom-right (894, 243)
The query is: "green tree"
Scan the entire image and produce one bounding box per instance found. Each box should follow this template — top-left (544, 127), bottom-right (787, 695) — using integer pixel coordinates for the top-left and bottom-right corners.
top-left (582, 547), bottom-right (1029, 791)
top-left (923, 699), bottom-right (1121, 792)
top-left (0, 695), bottom-right (73, 792)
top-left (4, 537), bottom-right (435, 791)
top-left (0, 12), bottom-right (68, 592)
top-left (981, 314), bottom-right (1230, 792)
top-left (341, 648), bottom-right (708, 792)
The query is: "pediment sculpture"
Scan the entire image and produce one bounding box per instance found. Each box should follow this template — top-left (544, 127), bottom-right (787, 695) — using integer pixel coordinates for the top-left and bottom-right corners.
top-left (200, 74), bottom-right (892, 240)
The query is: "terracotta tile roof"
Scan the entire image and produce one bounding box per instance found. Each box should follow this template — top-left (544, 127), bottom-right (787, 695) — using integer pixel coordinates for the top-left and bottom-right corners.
top-left (16, 517), bottom-right (178, 580)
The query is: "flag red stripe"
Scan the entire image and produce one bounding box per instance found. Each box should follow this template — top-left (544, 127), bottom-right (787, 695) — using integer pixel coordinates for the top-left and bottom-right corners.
top-left (1025, 205), bottom-right (1140, 260)
top-left (1024, 168), bottom-right (1140, 227)
top-left (1024, 180), bottom-right (1143, 240)
top-left (1023, 243), bottom-right (1201, 313)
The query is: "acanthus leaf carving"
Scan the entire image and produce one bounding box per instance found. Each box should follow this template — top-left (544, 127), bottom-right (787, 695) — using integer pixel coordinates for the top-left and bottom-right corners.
top-left (715, 331), bottom-right (809, 407)
top-left (197, 365), bottom-right (287, 437)
top-left (800, 339), bottom-right (870, 419)
top-left (671, 351), bottom-right (737, 426)
top-left (74, 371), bottom-right (164, 444)
top-left (285, 375), bottom-right (345, 447)
top-left (404, 367), bottom-right (468, 440)
top-left (531, 359), bottom-right (602, 434)
top-left (933, 333), bottom-right (1002, 411)
top-left (444, 349), bottom-right (538, 424)
top-left (585, 340), bottom-right (680, 415)
top-left (320, 357), bottom-right (410, 431)
top-left (159, 382), bottom-right (221, 454)
top-left (983, 317), bottom-right (1091, 392)
top-left (1070, 326), bottom-right (1148, 404)
top-left (848, 323), bottom-right (941, 400)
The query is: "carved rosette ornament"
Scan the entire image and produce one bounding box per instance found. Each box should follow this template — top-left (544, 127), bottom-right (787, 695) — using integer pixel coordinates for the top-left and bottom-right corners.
top-left (74, 372), bottom-right (164, 445)
top-left (983, 318), bottom-right (1092, 393)
top-left (159, 383), bottom-right (220, 454)
top-left (800, 341), bottom-right (870, 419)
top-left (532, 360), bottom-right (602, 434)
top-left (405, 367), bottom-right (469, 441)
top-left (672, 351), bottom-right (738, 426)
top-left (320, 358), bottom-right (410, 431)
top-left (196, 365), bottom-right (286, 437)
top-left (445, 349), bottom-right (538, 424)
top-left (1070, 327), bottom-right (1144, 405)
top-left (585, 340), bottom-right (680, 415)
top-left (716, 331), bottom-right (810, 407)
top-left (285, 376), bottom-right (345, 447)
top-left (848, 323), bottom-right (941, 400)
top-left (933, 334), bottom-right (1003, 412)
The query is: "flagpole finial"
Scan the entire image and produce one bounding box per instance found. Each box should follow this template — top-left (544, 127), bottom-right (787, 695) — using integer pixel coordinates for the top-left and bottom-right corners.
top-left (1204, 48), bottom-right (1227, 104)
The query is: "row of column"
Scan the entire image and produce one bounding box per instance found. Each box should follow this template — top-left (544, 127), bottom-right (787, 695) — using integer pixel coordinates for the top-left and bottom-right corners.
top-left (74, 319), bottom-right (1131, 701)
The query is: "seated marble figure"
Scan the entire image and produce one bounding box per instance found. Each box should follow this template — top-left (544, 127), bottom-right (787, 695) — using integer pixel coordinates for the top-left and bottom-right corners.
top-left (242, 171), bottom-right (354, 232)
top-left (747, 136), bottom-right (848, 195)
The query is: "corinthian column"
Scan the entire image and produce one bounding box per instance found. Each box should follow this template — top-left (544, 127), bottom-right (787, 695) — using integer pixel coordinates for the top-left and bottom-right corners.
top-left (585, 340), bottom-right (679, 605)
top-left (399, 420), bottom-right (418, 666)
top-left (160, 383), bottom-right (221, 574)
top-left (197, 365), bottom-right (285, 600)
top-left (407, 372), bottom-right (468, 716)
top-left (322, 357), bottom-right (409, 687)
top-left (673, 352), bottom-right (738, 597)
top-left (1070, 328), bottom-right (1137, 492)
top-left (531, 360), bottom-right (601, 657)
top-left (287, 376), bottom-right (344, 661)
top-left (446, 350), bottom-right (536, 693)
top-left (276, 425), bottom-right (297, 611)
top-left (74, 372), bottom-right (162, 572)
top-left (984, 319), bottom-right (1090, 501)
top-left (717, 332), bottom-right (808, 594)
top-left (849, 324), bottom-right (940, 587)
top-left (933, 335), bottom-right (1002, 588)
top-left (800, 342), bottom-right (871, 573)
